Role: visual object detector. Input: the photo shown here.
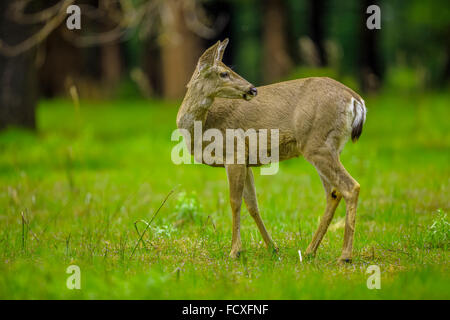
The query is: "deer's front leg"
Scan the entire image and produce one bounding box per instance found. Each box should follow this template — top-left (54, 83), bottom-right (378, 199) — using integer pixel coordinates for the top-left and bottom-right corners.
top-left (243, 167), bottom-right (277, 253)
top-left (225, 164), bottom-right (247, 258)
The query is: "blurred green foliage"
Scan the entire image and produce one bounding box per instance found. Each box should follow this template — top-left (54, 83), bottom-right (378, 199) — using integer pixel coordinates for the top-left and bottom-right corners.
top-left (233, 0), bottom-right (448, 87)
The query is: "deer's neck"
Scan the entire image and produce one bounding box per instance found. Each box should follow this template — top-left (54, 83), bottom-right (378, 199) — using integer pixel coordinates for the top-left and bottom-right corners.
top-left (176, 81), bottom-right (214, 136)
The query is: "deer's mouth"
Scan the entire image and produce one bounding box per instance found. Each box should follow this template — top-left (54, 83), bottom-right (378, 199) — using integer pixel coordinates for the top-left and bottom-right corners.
top-left (243, 87), bottom-right (257, 101)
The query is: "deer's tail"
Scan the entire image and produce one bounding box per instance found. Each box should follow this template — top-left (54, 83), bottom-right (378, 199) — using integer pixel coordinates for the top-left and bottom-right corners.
top-left (350, 97), bottom-right (367, 142)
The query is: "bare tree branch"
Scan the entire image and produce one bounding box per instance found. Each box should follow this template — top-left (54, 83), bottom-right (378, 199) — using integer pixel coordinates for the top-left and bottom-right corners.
top-left (183, 0), bottom-right (228, 39)
top-left (61, 24), bottom-right (128, 47)
top-left (0, 0), bottom-right (75, 57)
top-left (9, 0), bottom-right (66, 24)
top-left (0, 0), bottom-right (230, 56)
top-left (60, 0), bottom-right (151, 47)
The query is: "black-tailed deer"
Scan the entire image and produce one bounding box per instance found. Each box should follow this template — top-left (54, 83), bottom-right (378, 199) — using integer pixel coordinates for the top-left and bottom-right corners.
top-left (176, 39), bottom-right (366, 262)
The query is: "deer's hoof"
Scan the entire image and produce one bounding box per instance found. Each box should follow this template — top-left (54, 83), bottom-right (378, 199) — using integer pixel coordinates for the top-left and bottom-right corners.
top-left (338, 256), bottom-right (352, 264)
top-left (229, 250), bottom-right (241, 259)
top-left (304, 252), bottom-right (315, 261)
top-left (304, 246), bottom-right (316, 259)
top-left (269, 244), bottom-right (279, 255)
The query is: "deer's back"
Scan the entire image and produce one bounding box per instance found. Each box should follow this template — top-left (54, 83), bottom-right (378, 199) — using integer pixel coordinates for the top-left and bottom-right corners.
top-left (205, 77), bottom-right (362, 162)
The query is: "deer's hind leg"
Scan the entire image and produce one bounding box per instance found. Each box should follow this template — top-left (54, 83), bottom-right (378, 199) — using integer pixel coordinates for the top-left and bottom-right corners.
top-left (243, 167), bottom-right (278, 253)
top-left (305, 150), bottom-right (360, 263)
top-left (305, 175), bottom-right (342, 257)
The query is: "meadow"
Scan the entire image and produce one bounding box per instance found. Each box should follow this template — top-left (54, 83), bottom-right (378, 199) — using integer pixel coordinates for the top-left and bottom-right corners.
top-left (0, 89), bottom-right (448, 299)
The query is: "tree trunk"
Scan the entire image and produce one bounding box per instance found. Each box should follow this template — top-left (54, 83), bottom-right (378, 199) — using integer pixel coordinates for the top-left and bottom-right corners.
top-left (100, 7), bottom-right (122, 92)
top-left (101, 43), bottom-right (122, 89)
top-left (309, 0), bottom-right (327, 66)
top-left (263, 0), bottom-right (292, 83)
top-left (160, 0), bottom-right (201, 99)
top-left (0, 0), bottom-right (37, 130)
top-left (39, 28), bottom-right (83, 98)
top-left (359, 0), bottom-right (383, 92)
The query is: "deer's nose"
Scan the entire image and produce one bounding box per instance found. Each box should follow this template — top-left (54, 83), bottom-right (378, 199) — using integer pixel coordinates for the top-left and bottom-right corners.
top-left (248, 87), bottom-right (257, 97)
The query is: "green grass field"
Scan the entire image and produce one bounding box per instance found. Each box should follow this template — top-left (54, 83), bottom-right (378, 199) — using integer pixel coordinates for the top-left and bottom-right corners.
top-left (0, 90), bottom-right (449, 299)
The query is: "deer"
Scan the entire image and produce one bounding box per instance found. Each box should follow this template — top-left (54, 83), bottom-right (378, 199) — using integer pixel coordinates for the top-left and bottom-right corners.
top-left (176, 39), bottom-right (366, 263)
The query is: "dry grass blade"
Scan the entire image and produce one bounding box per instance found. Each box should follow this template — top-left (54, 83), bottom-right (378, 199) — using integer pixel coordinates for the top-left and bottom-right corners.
top-left (21, 211), bottom-right (39, 250)
top-left (133, 219), bottom-right (150, 238)
top-left (129, 189), bottom-right (175, 260)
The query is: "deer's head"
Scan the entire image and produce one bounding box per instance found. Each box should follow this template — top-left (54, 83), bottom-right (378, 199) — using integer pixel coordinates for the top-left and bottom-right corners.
top-left (187, 39), bottom-right (257, 101)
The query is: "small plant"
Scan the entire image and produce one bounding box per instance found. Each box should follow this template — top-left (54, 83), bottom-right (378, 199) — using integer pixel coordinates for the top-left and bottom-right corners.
top-left (151, 225), bottom-right (176, 238)
top-left (424, 210), bottom-right (449, 249)
top-left (174, 191), bottom-right (203, 225)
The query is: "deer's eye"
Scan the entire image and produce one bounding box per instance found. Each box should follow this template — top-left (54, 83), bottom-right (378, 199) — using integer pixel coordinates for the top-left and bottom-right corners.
top-left (219, 72), bottom-right (229, 78)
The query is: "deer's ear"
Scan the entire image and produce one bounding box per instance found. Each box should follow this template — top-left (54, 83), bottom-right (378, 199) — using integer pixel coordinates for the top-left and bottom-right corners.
top-left (198, 41), bottom-right (221, 71)
top-left (216, 38), bottom-right (229, 62)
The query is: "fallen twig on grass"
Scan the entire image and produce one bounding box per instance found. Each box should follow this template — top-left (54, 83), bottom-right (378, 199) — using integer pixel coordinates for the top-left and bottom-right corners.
top-left (133, 219), bottom-right (150, 239)
top-left (378, 244), bottom-right (412, 258)
top-left (129, 189), bottom-right (175, 260)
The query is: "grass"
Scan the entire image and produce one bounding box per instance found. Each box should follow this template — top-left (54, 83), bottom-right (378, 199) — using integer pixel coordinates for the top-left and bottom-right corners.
top-left (0, 90), bottom-right (449, 299)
